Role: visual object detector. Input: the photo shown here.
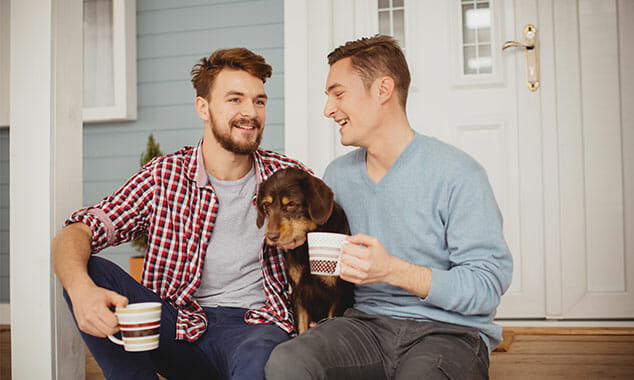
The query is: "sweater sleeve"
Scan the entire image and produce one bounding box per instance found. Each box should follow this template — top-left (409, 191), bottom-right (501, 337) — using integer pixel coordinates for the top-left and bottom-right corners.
top-left (422, 166), bottom-right (513, 316)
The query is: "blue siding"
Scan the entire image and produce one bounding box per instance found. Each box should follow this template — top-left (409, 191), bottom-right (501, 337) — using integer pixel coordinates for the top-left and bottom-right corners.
top-left (0, 0), bottom-right (286, 302)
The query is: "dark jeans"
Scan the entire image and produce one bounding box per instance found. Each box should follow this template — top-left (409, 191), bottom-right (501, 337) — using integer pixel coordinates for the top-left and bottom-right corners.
top-left (63, 256), bottom-right (290, 380)
top-left (265, 308), bottom-right (489, 380)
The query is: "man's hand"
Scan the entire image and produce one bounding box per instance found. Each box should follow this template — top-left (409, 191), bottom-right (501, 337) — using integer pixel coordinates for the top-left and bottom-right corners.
top-left (68, 284), bottom-right (129, 338)
top-left (340, 233), bottom-right (433, 298)
top-left (339, 233), bottom-right (393, 284)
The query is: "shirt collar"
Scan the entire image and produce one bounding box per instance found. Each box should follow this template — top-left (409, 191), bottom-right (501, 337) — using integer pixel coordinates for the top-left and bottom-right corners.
top-left (190, 139), bottom-right (267, 188)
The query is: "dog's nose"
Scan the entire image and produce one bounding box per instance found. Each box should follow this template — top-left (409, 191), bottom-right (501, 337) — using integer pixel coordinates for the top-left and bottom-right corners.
top-left (267, 232), bottom-right (280, 242)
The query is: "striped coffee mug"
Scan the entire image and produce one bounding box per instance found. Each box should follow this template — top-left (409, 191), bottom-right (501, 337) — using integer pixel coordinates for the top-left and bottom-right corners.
top-left (307, 232), bottom-right (348, 276)
top-left (108, 302), bottom-right (161, 352)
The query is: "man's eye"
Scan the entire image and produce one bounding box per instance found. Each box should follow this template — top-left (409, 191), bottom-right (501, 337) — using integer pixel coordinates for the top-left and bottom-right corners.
top-left (335, 92), bottom-right (344, 98)
top-left (229, 98), bottom-right (240, 103)
top-left (255, 100), bottom-right (266, 106)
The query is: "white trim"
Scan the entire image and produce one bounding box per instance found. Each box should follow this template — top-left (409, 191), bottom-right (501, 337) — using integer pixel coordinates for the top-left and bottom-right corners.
top-left (83, 0), bottom-right (137, 123)
top-left (10, 0), bottom-right (84, 378)
top-left (497, 320), bottom-right (634, 328)
top-left (0, 0), bottom-right (9, 127)
top-left (283, 0), bottom-right (309, 165)
top-left (0, 303), bottom-right (9, 325)
top-left (284, 0), bottom-right (370, 176)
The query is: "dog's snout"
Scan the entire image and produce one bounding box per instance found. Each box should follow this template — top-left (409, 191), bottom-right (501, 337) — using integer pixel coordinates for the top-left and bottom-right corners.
top-left (267, 232), bottom-right (281, 242)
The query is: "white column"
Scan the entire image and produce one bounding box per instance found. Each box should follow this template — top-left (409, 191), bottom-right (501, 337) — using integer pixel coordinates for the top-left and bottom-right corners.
top-left (9, 0), bottom-right (84, 379)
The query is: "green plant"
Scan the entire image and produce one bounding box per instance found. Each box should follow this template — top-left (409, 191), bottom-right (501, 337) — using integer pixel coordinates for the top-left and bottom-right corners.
top-left (131, 134), bottom-right (163, 255)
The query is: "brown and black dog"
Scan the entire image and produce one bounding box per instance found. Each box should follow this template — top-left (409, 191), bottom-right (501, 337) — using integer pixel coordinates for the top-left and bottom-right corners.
top-left (256, 167), bottom-right (354, 334)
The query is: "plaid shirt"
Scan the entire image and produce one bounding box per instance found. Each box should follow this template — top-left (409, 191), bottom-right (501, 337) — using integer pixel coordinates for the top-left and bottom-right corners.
top-left (66, 141), bottom-right (307, 341)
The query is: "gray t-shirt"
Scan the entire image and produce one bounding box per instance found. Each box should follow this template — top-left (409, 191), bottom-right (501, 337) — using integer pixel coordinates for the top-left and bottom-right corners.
top-left (194, 164), bottom-right (266, 309)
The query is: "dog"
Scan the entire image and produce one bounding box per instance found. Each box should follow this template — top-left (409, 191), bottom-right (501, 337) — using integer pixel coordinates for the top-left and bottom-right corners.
top-left (256, 167), bottom-right (354, 334)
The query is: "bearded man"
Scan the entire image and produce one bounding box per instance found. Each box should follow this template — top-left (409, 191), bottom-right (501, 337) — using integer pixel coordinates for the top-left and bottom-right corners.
top-left (52, 48), bottom-right (306, 380)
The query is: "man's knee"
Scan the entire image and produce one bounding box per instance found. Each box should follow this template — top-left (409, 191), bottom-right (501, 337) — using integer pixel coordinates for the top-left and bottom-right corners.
top-left (265, 341), bottom-right (315, 380)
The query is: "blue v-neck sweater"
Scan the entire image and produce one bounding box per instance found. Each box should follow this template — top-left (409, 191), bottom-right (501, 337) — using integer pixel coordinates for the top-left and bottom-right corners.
top-left (323, 133), bottom-right (513, 352)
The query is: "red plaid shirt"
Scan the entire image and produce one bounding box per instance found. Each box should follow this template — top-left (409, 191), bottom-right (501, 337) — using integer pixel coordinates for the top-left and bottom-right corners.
top-left (66, 141), bottom-right (307, 341)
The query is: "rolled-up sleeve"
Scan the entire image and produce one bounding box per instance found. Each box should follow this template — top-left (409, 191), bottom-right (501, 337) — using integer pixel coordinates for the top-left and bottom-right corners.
top-left (65, 167), bottom-right (155, 253)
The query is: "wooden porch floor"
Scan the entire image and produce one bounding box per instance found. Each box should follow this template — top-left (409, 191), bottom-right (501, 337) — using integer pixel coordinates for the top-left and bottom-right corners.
top-left (2, 325), bottom-right (634, 379)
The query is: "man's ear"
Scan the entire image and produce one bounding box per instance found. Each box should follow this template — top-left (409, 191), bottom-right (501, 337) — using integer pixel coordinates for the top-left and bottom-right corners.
top-left (195, 96), bottom-right (210, 121)
top-left (375, 76), bottom-right (395, 105)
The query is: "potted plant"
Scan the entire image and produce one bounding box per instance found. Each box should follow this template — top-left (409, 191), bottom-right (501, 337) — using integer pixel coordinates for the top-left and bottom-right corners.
top-left (129, 133), bottom-right (163, 282)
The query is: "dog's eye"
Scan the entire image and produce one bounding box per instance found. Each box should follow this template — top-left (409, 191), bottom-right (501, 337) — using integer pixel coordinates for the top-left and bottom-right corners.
top-left (283, 203), bottom-right (297, 212)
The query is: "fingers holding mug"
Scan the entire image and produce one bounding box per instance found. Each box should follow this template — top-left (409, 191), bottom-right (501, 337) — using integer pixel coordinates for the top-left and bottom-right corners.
top-left (107, 302), bottom-right (162, 352)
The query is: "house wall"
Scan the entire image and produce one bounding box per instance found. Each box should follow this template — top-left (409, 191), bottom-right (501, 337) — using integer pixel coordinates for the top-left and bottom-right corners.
top-left (0, 0), bottom-right (286, 304)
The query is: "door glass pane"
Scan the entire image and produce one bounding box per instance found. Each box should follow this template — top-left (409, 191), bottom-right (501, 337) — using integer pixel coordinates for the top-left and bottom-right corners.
top-left (393, 10), bottom-right (405, 44)
top-left (477, 45), bottom-right (492, 73)
top-left (463, 46), bottom-right (477, 74)
top-left (462, 4), bottom-right (475, 45)
top-left (379, 10), bottom-right (391, 35)
top-left (393, 0), bottom-right (404, 7)
top-left (379, 0), bottom-right (389, 9)
top-left (461, 0), bottom-right (492, 75)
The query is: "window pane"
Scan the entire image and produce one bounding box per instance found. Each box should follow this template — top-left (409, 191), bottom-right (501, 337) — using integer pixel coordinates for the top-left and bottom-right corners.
top-left (379, 10), bottom-right (391, 35)
top-left (477, 45), bottom-right (492, 73)
top-left (378, 0), bottom-right (389, 9)
top-left (478, 26), bottom-right (490, 43)
top-left (84, 0), bottom-right (114, 107)
top-left (463, 46), bottom-right (477, 75)
top-left (462, 4), bottom-right (475, 44)
top-left (461, 0), bottom-right (493, 75)
top-left (393, 10), bottom-right (405, 44)
top-left (393, 0), bottom-right (404, 7)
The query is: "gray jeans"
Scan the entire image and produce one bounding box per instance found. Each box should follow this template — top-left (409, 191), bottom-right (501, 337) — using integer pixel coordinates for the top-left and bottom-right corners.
top-left (265, 308), bottom-right (489, 380)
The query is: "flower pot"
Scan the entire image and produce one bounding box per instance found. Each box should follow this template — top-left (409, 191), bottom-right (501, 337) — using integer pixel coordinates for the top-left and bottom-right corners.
top-left (129, 255), bottom-right (144, 283)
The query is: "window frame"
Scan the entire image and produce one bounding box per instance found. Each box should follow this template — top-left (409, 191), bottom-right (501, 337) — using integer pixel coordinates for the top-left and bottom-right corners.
top-left (82, 0), bottom-right (137, 123)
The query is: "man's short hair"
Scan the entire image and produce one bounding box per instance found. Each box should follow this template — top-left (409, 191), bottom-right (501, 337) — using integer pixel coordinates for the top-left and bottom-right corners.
top-left (327, 35), bottom-right (411, 108)
top-left (190, 48), bottom-right (272, 99)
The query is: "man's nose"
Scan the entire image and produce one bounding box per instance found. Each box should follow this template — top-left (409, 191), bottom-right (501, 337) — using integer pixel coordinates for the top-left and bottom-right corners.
top-left (240, 101), bottom-right (257, 117)
top-left (323, 98), bottom-right (335, 119)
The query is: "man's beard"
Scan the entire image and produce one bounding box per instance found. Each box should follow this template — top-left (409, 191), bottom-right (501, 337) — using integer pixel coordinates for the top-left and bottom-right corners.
top-left (210, 111), bottom-right (263, 155)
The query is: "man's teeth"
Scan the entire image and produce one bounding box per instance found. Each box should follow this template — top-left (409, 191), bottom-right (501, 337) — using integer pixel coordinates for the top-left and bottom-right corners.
top-left (338, 119), bottom-right (349, 126)
top-left (235, 124), bottom-right (255, 130)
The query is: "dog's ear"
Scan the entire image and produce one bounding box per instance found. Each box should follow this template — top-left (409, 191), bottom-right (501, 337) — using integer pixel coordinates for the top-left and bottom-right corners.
top-left (255, 185), bottom-right (266, 228)
top-left (305, 174), bottom-right (334, 225)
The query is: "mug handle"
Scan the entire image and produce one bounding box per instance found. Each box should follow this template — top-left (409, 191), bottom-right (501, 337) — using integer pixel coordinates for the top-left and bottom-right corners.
top-left (107, 334), bottom-right (124, 346)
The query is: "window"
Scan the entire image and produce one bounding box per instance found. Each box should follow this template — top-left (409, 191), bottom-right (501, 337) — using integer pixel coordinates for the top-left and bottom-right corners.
top-left (461, 0), bottom-right (492, 75)
top-left (83, 0), bottom-right (136, 122)
top-left (378, 0), bottom-right (405, 48)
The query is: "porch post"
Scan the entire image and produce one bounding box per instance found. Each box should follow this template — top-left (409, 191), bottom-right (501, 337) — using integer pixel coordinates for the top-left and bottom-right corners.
top-left (9, 0), bottom-right (84, 378)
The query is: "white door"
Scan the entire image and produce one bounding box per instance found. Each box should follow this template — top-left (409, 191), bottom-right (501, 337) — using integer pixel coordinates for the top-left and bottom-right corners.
top-left (399, 0), bottom-right (545, 318)
top-left (284, 0), bottom-right (634, 320)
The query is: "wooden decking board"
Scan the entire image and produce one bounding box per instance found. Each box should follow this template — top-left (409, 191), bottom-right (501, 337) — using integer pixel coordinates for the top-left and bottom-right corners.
top-left (3, 325), bottom-right (634, 379)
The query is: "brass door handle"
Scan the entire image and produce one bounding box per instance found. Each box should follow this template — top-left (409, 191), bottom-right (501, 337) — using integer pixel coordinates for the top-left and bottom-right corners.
top-left (502, 24), bottom-right (539, 92)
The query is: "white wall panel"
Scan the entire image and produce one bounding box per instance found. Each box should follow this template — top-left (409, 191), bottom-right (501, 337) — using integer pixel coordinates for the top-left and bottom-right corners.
top-left (579, 0), bottom-right (625, 293)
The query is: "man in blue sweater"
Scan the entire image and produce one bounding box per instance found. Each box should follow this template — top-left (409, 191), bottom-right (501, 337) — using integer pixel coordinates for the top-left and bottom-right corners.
top-left (265, 35), bottom-right (513, 379)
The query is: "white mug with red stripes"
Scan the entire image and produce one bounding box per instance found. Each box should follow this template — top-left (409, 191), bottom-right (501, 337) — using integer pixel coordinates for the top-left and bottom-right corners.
top-left (307, 232), bottom-right (348, 276)
top-left (108, 302), bottom-right (162, 352)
